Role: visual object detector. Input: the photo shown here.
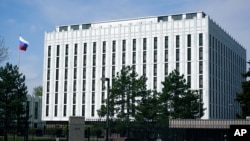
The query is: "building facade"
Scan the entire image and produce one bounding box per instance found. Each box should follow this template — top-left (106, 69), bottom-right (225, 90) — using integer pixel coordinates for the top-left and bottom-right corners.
top-left (42, 12), bottom-right (246, 122)
top-left (26, 95), bottom-right (44, 128)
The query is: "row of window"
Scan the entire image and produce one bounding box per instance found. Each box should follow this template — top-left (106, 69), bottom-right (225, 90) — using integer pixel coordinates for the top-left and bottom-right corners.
top-left (209, 34), bottom-right (245, 119)
top-left (45, 34), bottom-right (204, 117)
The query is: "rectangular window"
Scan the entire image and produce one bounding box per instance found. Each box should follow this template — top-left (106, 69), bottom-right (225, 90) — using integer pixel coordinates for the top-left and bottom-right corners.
top-left (199, 48), bottom-right (203, 60)
top-left (72, 105), bottom-right (76, 116)
top-left (112, 66), bottom-right (115, 77)
top-left (46, 82), bottom-right (50, 92)
top-left (122, 53), bottom-right (126, 64)
top-left (102, 92), bottom-right (105, 103)
top-left (153, 77), bottom-right (157, 89)
top-left (112, 40), bottom-right (116, 52)
top-left (172, 14), bottom-right (182, 20)
top-left (74, 56), bottom-right (77, 67)
top-left (47, 58), bottom-right (51, 68)
top-left (73, 93), bottom-right (76, 104)
top-left (93, 42), bottom-right (96, 54)
top-left (187, 76), bottom-right (191, 86)
top-left (143, 64), bottom-right (146, 76)
top-left (82, 80), bottom-right (86, 91)
top-left (165, 63), bottom-right (168, 75)
top-left (82, 68), bottom-right (86, 79)
top-left (56, 45), bottom-right (60, 56)
top-left (47, 70), bottom-right (50, 80)
top-left (74, 68), bottom-right (77, 79)
top-left (65, 56), bottom-right (68, 68)
top-left (143, 51), bottom-right (146, 63)
top-left (122, 40), bottom-right (126, 52)
top-left (103, 41), bottom-right (106, 53)
top-left (199, 33), bottom-right (203, 46)
top-left (92, 80), bottom-right (95, 91)
top-left (133, 52), bottom-right (136, 64)
top-left (82, 105), bottom-right (85, 116)
top-left (74, 44), bottom-right (78, 55)
top-left (64, 92), bottom-right (67, 104)
top-left (54, 105), bottom-right (57, 117)
top-left (165, 50), bottom-right (168, 62)
top-left (83, 43), bottom-right (87, 54)
top-left (73, 79), bottom-right (76, 91)
top-left (176, 49), bottom-right (180, 61)
top-left (112, 53), bottom-right (116, 65)
top-left (143, 38), bottom-right (147, 50)
top-left (165, 36), bottom-right (168, 49)
top-left (91, 105), bottom-right (95, 116)
top-left (92, 92), bottom-right (95, 104)
top-left (56, 57), bottom-right (59, 68)
top-left (65, 44), bottom-right (68, 55)
top-left (63, 105), bottom-right (67, 116)
top-left (46, 105), bottom-right (49, 116)
top-left (93, 55), bottom-right (96, 66)
top-left (133, 39), bottom-right (136, 51)
top-left (187, 34), bottom-right (191, 47)
top-left (48, 46), bottom-right (51, 57)
top-left (154, 37), bottom-right (157, 49)
top-left (199, 61), bottom-right (203, 74)
top-left (82, 93), bottom-right (85, 104)
top-left (46, 93), bottom-right (49, 104)
top-left (176, 63), bottom-right (179, 71)
top-left (154, 64), bottom-right (157, 76)
top-left (83, 55), bottom-right (86, 66)
top-left (187, 48), bottom-right (191, 61)
top-left (55, 81), bottom-right (58, 92)
top-left (55, 93), bottom-right (58, 104)
top-left (176, 35), bottom-right (180, 48)
top-left (102, 54), bottom-right (106, 65)
top-left (199, 75), bottom-right (203, 88)
top-left (154, 51), bottom-right (157, 63)
top-left (187, 62), bottom-right (191, 74)
top-left (92, 67), bottom-right (96, 78)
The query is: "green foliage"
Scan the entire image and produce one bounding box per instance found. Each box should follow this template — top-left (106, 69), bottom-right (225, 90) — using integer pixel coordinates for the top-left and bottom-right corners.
top-left (0, 63), bottom-right (28, 141)
top-left (0, 36), bottom-right (8, 63)
top-left (97, 67), bottom-right (205, 138)
top-left (33, 85), bottom-right (43, 96)
top-left (110, 66), bottom-right (148, 130)
top-left (160, 70), bottom-right (204, 120)
top-left (236, 64), bottom-right (250, 118)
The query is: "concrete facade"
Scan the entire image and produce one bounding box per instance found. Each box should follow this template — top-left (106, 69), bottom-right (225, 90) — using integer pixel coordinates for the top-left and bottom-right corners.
top-left (42, 12), bottom-right (246, 122)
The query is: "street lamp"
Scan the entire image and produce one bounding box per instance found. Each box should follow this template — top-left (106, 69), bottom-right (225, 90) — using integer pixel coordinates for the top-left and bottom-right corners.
top-left (101, 77), bottom-right (110, 141)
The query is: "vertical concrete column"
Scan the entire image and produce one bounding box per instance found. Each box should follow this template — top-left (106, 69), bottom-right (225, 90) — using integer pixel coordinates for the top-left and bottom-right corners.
top-left (69, 116), bottom-right (85, 141)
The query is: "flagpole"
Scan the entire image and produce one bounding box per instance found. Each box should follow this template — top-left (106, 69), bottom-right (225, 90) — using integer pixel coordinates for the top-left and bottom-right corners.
top-left (18, 35), bottom-right (20, 69)
top-left (18, 48), bottom-right (20, 68)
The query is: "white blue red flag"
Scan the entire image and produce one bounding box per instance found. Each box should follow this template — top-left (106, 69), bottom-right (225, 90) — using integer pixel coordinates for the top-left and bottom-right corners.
top-left (19, 36), bottom-right (29, 51)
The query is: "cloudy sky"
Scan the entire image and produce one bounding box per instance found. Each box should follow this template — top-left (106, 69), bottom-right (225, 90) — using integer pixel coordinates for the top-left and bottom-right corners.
top-left (0, 0), bottom-right (249, 94)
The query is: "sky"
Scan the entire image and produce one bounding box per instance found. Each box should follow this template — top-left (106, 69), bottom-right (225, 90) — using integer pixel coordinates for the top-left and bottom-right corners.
top-left (0, 0), bottom-right (250, 94)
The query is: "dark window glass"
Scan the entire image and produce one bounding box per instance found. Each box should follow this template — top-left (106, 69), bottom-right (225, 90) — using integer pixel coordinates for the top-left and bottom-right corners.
top-left (187, 34), bottom-right (191, 47)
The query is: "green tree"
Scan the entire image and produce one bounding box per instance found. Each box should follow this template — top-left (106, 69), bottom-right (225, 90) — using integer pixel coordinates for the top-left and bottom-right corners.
top-left (0, 36), bottom-right (8, 63)
top-left (33, 85), bottom-right (43, 96)
top-left (134, 90), bottom-right (162, 139)
top-left (160, 70), bottom-right (204, 120)
top-left (98, 66), bottom-right (149, 136)
top-left (0, 63), bottom-right (28, 141)
top-left (236, 62), bottom-right (250, 118)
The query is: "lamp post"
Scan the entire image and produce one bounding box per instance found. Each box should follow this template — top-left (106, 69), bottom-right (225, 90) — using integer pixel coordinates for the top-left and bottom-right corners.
top-left (101, 77), bottom-right (110, 141)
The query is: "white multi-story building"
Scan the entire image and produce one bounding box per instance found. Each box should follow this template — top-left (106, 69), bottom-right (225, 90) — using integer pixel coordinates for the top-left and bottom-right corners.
top-left (42, 12), bottom-right (246, 122)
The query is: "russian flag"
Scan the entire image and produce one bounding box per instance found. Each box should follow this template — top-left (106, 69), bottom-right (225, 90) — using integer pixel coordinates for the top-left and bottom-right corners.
top-left (19, 36), bottom-right (29, 51)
